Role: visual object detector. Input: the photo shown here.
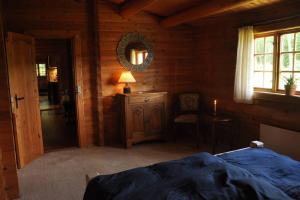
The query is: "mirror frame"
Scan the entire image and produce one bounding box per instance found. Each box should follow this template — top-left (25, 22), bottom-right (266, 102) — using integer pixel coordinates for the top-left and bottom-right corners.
top-left (117, 33), bottom-right (154, 72)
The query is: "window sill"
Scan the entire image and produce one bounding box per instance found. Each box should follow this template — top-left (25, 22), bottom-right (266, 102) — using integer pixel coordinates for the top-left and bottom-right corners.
top-left (254, 91), bottom-right (300, 105)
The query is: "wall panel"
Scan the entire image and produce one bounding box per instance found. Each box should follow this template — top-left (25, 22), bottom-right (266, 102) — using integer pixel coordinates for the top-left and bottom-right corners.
top-left (98, 1), bottom-right (197, 144)
top-left (194, 0), bottom-right (300, 147)
top-left (0, 1), bottom-right (19, 198)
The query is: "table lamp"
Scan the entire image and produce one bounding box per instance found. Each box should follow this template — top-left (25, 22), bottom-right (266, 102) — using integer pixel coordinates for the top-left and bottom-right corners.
top-left (118, 71), bottom-right (136, 94)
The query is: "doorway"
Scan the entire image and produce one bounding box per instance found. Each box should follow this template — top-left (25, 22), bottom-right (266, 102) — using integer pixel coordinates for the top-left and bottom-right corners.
top-left (36, 39), bottom-right (77, 152)
top-left (7, 31), bottom-right (85, 168)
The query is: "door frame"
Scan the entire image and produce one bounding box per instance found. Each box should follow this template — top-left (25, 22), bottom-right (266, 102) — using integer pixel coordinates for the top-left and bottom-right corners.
top-left (25, 30), bottom-right (86, 148)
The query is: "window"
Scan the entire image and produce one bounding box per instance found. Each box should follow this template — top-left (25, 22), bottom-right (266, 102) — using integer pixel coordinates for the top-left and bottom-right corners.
top-left (36, 63), bottom-right (47, 77)
top-left (254, 29), bottom-right (300, 93)
top-left (278, 32), bottom-right (300, 90)
top-left (254, 36), bottom-right (274, 89)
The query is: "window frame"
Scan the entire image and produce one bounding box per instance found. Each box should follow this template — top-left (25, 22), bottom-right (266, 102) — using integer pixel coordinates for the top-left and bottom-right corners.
top-left (253, 33), bottom-right (277, 92)
top-left (254, 28), bottom-right (300, 95)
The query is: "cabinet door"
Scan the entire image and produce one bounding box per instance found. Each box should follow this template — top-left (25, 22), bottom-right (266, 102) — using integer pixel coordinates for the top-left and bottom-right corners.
top-left (145, 103), bottom-right (165, 136)
top-left (128, 104), bottom-right (145, 138)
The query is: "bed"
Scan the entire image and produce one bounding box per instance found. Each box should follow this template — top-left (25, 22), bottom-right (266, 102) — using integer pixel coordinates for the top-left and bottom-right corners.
top-left (83, 142), bottom-right (300, 200)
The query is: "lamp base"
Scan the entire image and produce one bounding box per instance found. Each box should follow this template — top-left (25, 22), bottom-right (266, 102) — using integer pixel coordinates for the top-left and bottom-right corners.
top-left (123, 86), bottom-right (131, 94)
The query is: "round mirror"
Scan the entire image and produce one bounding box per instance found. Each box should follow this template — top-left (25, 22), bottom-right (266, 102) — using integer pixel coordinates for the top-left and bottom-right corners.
top-left (117, 33), bottom-right (154, 72)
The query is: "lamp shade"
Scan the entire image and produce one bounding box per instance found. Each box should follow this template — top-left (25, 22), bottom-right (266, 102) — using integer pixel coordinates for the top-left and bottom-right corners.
top-left (118, 71), bottom-right (136, 83)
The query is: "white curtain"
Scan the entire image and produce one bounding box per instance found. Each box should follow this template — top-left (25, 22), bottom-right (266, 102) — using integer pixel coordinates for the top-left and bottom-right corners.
top-left (234, 26), bottom-right (254, 104)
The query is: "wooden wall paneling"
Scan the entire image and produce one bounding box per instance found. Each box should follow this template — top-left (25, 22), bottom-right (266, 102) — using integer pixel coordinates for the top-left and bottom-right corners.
top-left (98, 0), bottom-right (197, 144)
top-left (193, 0), bottom-right (300, 146)
top-left (5, 0), bottom-right (198, 146)
top-left (0, 149), bottom-right (8, 200)
top-left (0, 0), bottom-right (19, 198)
top-left (91, 0), bottom-right (104, 146)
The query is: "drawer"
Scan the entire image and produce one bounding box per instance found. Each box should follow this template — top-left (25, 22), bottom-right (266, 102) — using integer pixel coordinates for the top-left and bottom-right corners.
top-left (128, 95), bottom-right (164, 104)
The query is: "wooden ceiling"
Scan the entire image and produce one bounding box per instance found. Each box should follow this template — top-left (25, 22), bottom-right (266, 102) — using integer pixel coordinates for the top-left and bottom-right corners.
top-left (108, 0), bottom-right (285, 27)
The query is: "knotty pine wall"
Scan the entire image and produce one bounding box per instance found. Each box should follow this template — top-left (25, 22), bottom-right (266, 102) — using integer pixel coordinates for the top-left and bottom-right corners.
top-left (4, 0), bottom-right (197, 146)
top-left (194, 1), bottom-right (300, 146)
top-left (4, 0), bottom-right (300, 153)
top-left (0, 149), bottom-right (8, 200)
top-left (98, 1), bottom-right (197, 144)
top-left (2, 0), bottom-right (300, 197)
top-left (0, 1), bottom-right (19, 198)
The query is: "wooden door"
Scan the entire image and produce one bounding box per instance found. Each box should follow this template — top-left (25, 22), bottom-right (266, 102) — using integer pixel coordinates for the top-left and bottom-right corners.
top-left (145, 103), bottom-right (165, 136)
top-left (6, 32), bottom-right (44, 168)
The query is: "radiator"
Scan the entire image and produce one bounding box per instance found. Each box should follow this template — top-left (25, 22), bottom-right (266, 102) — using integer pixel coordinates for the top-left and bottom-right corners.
top-left (260, 124), bottom-right (300, 161)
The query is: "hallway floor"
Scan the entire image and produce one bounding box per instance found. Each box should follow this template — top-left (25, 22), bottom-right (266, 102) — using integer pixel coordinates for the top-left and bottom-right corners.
top-left (40, 96), bottom-right (77, 152)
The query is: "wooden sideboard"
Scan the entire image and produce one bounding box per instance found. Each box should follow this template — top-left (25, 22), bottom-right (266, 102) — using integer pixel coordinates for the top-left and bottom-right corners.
top-left (116, 91), bottom-right (167, 148)
top-left (0, 149), bottom-right (8, 200)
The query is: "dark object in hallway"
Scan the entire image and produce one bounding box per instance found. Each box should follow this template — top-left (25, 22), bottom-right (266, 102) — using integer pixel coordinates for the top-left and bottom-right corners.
top-left (61, 90), bottom-right (76, 123)
top-left (63, 100), bottom-right (76, 123)
top-left (41, 107), bottom-right (77, 152)
top-left (48, 82), bottom-right (59, 105)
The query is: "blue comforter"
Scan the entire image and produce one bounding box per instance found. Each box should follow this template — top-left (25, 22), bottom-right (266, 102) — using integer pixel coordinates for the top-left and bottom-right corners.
top-left (219, 148), bottom-right (300, 199)
top-left (84, 150), bottom-right (295, 200)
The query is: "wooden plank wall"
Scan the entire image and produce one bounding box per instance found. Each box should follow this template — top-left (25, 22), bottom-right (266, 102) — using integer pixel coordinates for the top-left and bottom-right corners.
top-left (193, 1), bottom-right (300, 147)
top-left (4, 0), bottom-right (197, 146)
top-left (2, 0), bottom-right (300, 196)
top-left (4, 0), bottom-right (300, 149)
top-left (98, 0), bottom-right (197, 144)
top-left (0, 149), bottom-right (8, 200)
top-left (0, 1), bottom-right (19, 198)
top-left (4, 0), bottom-right (99, 147)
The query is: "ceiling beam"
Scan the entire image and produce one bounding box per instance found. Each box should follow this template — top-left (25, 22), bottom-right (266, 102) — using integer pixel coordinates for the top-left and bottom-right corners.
top-left (120, 0), bottom-right (157, 19)
top-left (161, 0), bottom-right (255, 28)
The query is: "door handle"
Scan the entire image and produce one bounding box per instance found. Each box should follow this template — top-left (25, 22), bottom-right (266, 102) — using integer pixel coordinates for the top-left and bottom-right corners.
top-left (15, 94), bottom-right (25, 109)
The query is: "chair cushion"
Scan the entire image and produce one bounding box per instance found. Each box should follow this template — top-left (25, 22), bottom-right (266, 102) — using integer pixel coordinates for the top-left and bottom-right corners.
top-left (174, 114), bottom-right (199, 123)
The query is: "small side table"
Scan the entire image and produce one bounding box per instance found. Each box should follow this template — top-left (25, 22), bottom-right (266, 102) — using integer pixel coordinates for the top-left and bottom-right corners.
top-left (203, 114), bottom-right (235, 154)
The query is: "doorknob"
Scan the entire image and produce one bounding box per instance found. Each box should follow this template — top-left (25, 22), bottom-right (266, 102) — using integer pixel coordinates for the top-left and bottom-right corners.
top-left (15, 94), bottom-right (25, 109)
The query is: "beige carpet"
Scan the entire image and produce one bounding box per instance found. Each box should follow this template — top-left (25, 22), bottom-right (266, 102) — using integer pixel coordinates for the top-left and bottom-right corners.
top-left (16, 141), bottom-right (216, 200)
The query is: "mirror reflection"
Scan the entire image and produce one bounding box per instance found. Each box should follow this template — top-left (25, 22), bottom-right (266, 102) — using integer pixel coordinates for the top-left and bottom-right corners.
top-left (125, 42), bottom-right (149, 65)
top-left (117, 33), bottom-right (154, 72)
